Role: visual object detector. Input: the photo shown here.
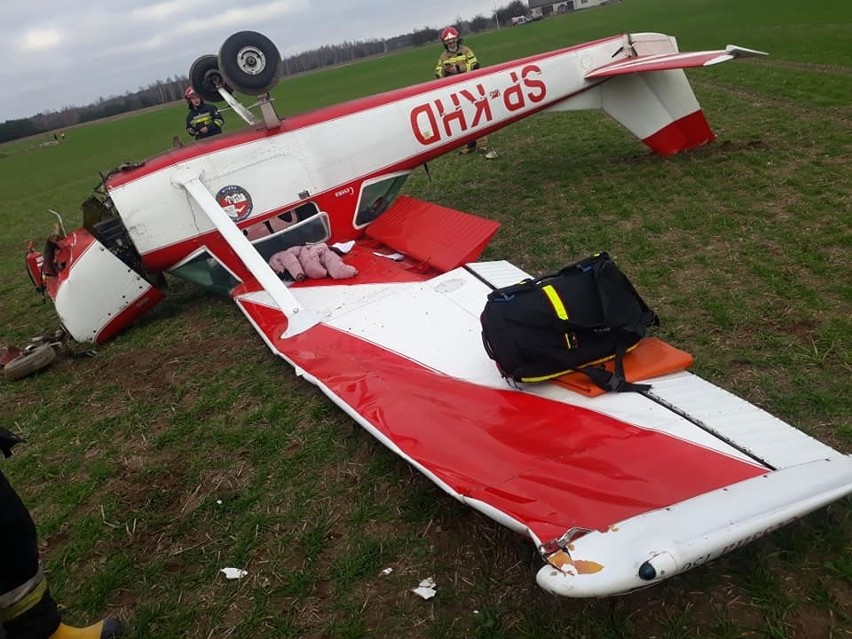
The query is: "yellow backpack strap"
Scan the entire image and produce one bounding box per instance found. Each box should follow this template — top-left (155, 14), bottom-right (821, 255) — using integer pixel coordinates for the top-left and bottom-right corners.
top-left (541, 284), bottom-right (569, 320)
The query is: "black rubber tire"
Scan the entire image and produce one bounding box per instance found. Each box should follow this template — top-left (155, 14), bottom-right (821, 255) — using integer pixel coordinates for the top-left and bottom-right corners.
top-left (189, 54), bottom-right (230, 103)
top-left (4, 345), bottom-right (56, 381)
top-left (218, 31), bottom-right (281, 95)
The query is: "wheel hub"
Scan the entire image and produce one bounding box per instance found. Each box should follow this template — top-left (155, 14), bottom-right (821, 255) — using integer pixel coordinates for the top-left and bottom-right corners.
top-left (236, 46), bottom-right (267, 76)
top-left (203, 69), bottom-right (225, 90)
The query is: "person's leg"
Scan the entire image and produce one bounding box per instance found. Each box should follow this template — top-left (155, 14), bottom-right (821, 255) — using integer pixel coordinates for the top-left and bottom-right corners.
top-left (0, 471), bottom-right (61, 639)
top-left (0, 472), bottom-right (124, 639)
top-left (475, 136), bottom-right (497, 159)
top-left (458, 140), bottom-right (477, 154)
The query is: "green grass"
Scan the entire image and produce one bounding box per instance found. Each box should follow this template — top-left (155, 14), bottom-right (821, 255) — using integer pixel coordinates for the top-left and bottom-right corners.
top-left (1, 0), bottom-right (851, 637)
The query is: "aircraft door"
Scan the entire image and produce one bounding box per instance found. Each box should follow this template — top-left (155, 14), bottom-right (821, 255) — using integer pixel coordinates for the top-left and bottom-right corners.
top-left (212, 138), bottom-right (318, 230)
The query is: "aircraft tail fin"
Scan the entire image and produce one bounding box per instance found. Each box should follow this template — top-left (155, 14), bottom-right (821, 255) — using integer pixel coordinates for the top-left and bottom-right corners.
top-left (599, 69), bottom-right (715, 155)
top-left (557, 37), bottom-right (767, 155)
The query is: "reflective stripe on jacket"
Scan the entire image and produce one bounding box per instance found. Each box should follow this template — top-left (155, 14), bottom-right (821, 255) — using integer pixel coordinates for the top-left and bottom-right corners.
top-left (434, 45), bottom-right (480, 77)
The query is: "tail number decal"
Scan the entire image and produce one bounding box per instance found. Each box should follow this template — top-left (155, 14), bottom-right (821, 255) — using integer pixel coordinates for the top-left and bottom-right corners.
top-left (411, 65), bottom-right (546, 146)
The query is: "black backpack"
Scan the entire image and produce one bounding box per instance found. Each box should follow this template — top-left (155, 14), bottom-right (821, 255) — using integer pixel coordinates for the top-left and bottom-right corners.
top-left (480, 253), bottom-right (658, 392)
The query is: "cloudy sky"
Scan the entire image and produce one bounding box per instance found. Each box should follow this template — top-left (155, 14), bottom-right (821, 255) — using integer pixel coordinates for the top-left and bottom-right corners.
top-left (1, 0), bottom-right (502, 122)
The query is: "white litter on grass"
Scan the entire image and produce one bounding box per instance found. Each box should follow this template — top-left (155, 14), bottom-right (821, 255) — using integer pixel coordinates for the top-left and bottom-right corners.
top-left (332, 241), bottom-right (356, 253)
top-left (411, 577), bottom-right (437, 600)
top-left (216, 499), bottom-right (223, 505)
top-left (380, 567), bottom-right (393, 576)
top-left (220, 568), bottom-right (248, 580)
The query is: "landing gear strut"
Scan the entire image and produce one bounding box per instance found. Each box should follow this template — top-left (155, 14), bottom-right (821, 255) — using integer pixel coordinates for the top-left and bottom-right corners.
top-left (188, 31), bottom-right (284, 130)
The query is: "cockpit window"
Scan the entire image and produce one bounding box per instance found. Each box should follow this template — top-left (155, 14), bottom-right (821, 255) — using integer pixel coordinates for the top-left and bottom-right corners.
top-left (355, 173), bottom-right (410, 226)
top-left (250, 207), bottom-right (330, 262)
top-left (169, 202), bottom-right (330, 296)
top-left (244, 202), bottom-right (317, 240)
top-left (170, 252), bottom-right (238, 297)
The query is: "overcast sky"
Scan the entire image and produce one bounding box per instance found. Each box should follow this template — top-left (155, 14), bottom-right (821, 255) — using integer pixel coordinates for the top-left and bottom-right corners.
top-left (1, 0), bottom-right (503, 122)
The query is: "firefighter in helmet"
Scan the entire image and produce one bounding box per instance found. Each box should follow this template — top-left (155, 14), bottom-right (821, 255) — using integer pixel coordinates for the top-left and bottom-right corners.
top-left (433, 27), bottom-right (497, 159)
top-left (184, 87), bottom-right (224, 140)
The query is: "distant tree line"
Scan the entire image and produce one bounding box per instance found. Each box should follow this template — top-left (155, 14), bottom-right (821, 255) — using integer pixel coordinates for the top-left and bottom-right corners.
top-left (0, 0), bottom-right (529, 143)
top-left (0, 77), bottom-right (189, 143)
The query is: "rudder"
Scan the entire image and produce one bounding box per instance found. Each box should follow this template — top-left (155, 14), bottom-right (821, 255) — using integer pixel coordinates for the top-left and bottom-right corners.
top-left (599, 69), bottom-right (715, 155)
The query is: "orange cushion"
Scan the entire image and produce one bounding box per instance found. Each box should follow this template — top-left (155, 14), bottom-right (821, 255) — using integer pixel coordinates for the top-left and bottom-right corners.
top-left (553, 337), bottom-right (694, 397)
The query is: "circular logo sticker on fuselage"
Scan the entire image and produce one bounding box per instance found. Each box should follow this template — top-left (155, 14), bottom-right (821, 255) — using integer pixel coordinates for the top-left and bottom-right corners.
top-left (216, 185), bottom-right (253, 222)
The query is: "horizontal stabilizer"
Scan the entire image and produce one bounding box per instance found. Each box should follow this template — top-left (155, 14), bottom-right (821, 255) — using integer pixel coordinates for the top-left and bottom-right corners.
top-left (586, 45), bottom-right (768, 79)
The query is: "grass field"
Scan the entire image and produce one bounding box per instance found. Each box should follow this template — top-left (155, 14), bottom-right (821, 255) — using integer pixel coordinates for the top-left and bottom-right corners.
top-left (1, 0), bottom-right (850, 637)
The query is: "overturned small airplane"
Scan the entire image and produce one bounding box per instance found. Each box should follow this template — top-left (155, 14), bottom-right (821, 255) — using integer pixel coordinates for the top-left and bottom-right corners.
top-left (24, 30), bottom-right (852, 597)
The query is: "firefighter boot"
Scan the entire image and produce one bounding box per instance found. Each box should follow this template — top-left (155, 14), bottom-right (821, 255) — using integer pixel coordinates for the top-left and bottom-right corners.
top-left (49, 617), bottom-right (126, 639)
top-left (0, 583), bottom-right (125, 639)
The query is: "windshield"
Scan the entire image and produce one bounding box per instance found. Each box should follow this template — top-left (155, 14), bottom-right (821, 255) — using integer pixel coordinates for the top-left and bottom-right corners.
top-left (355, 173), bottom-right (410, 226)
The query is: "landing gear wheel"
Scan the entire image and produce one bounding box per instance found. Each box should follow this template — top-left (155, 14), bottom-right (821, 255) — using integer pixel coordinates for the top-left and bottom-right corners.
top-left (189, 54), bottom-right (231, 103)
top-left (4, 345), bottom-right (56, 381)
top-left (218, 31), bottom-right (281, 96)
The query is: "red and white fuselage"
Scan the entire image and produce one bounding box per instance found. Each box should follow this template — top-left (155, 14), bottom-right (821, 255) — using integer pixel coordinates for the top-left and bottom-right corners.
top-left (103, 32), bottom-right (757, 276)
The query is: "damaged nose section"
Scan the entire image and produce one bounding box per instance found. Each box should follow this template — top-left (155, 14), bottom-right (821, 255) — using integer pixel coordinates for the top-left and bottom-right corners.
top-left (45, 227), bottom-right (165, 344)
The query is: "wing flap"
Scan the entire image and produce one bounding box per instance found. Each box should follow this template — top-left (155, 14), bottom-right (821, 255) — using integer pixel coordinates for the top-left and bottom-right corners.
top-left (366, 196), bottom-right (500, 272)
top-left (586, 45), bottom-right (768, 79)
top-left (643, 372), bottom-right (839, 469)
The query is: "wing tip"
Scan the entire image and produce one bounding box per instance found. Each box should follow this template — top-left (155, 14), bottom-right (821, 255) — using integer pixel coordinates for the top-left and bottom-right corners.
top-left (725, 44), bottom-right (770, 58)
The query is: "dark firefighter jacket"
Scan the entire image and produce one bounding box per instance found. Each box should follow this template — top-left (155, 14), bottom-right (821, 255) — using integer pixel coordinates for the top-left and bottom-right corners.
top-left (186, 102), bottom-right (224, 140)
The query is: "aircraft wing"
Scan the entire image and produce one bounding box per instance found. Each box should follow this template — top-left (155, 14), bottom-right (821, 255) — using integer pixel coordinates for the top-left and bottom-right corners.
top-left (585, 45), bottom-right (768, 79)
top-left (225, 199), bottom-right (851, 597)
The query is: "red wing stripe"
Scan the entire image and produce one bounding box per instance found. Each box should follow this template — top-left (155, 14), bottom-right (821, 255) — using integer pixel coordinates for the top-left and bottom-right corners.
top-left (239, 299), bottom-right (765, 543)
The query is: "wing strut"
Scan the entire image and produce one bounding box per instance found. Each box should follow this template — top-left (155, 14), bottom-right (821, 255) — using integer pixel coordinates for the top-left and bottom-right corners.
top-left (216, 86), bottom-right (259, 126)
top-left (171, 166), bottom-right (319, 338)
top-left (216, 86), bottom-right (282, 131)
